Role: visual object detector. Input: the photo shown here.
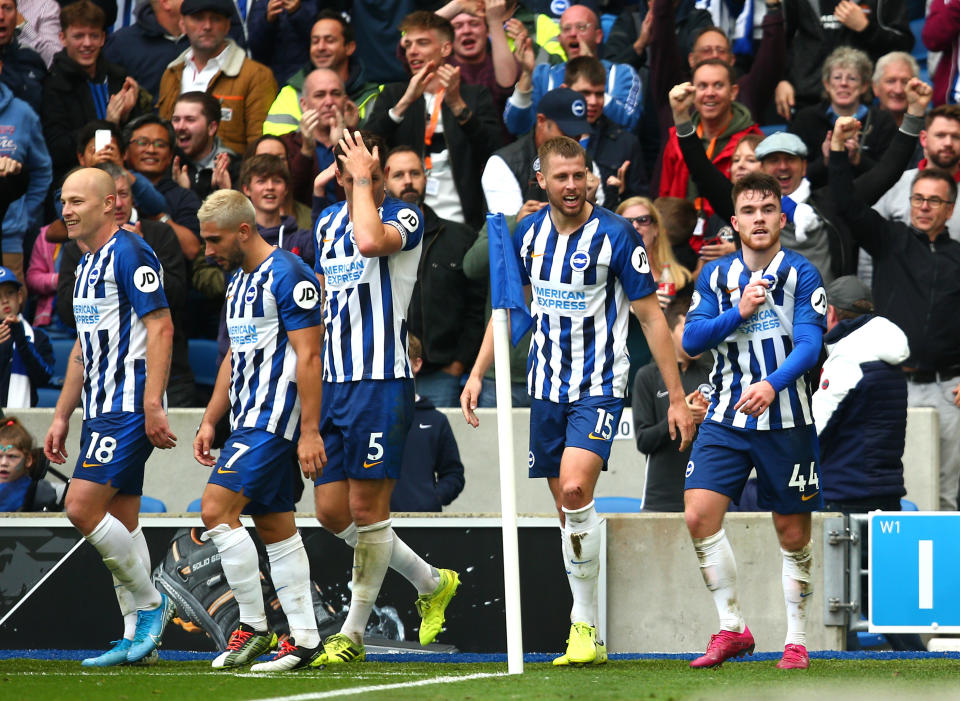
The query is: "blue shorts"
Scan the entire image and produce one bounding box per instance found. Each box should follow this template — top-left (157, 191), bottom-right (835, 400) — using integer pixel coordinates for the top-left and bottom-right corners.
top-left (315, 378), bottom-right (415, 485)
top-left (207, 428), bottom-right (299, 515)
top-left (72, 413), bottom-right (153, 495)
top-left (528, 395), bottom-right (624, 478)
top-left (685, 421), bottom-right (824, 513)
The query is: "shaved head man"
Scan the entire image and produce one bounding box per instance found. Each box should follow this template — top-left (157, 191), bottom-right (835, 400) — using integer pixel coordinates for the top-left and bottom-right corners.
top-left (61, 167), bottom-right (120, 247)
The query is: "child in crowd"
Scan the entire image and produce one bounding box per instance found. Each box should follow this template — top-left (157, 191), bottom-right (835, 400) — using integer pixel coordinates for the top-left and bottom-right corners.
top-left (0, 267), bottom-right (54, 407)
top-left (0, 417), bottom-right (59, 511)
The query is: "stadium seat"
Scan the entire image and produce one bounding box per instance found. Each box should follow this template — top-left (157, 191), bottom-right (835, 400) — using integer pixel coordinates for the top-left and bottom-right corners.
top-left (140, 495), bottom-right (168, 513)
top-left (186, 497), bottom-right (202, 513)
top-left (35, 387), bottom-right (60, 407)
top-left (189, 339), bottom-right (220, 389)
top-left (49, 338), bottom-right (76, 387)
top-left (594, 496), bottom-right (643, 513)
top-left (900, 498), bottom-right (919, 511)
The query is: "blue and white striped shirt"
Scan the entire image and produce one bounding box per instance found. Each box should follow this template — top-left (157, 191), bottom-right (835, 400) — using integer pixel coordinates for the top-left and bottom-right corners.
top-left (686, 248), bottom-right (827, 430)
top-left (72, 230), bottom-right (168, 419)
top-left (517, 205), bottom-right (657, 402)
top-left (314, 197), bottom-right (424, 382)
top-left (225, 250), bottom-right (323, 440)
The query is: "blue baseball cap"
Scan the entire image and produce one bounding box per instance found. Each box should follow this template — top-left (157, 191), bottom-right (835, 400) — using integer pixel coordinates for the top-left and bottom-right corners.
top-left (0, 267), bottom-right (22, 289)
top-left (538, 87), bottom-right (593, 137)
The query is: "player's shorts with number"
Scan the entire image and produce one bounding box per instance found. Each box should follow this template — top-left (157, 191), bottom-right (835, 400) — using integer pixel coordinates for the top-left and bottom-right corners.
top-left (528, 395), bottom-right (624, 478)
top-left (685, 421), bottom-right (823, 512)
top-left (207, 428), bottom-right (300, 514)
top-left (315, 378), bottom-right (415, 484)
top-left (73, 413), bottom-right (153, 494)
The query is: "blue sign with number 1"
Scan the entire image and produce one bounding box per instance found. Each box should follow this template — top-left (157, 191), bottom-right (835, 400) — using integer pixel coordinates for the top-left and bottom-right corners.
top-left (869, 512), bottom-right (960, 632)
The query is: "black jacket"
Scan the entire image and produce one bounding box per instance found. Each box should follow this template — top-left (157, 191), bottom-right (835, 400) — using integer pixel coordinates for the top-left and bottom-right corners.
top-left (365, 83), bottom-right (502, 231)
top-left (631, 358), bottom-right (710, 512)
top-left (390, 396), bottom-right (465, 512)
top-left (784, 0), bottom-right (913, 110)
top-left (407, 204), bottom-right (487, 372)
top-left (0, 38), bottom-right (46, 114)
top-left (587, 115), bottom-right (649, 208)
top-left (0, 321), bottom-right (53, 407)
top-left (830, 150), bottom-right (960, 371)
top-left (42, 51), bottom-right (147, 181)
top-left (491, 132), bottom-right (546, 206)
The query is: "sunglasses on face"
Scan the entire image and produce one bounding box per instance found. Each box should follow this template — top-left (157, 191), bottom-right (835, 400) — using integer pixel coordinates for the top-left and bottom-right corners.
top-left (625, 215), bottom-right (653, 226)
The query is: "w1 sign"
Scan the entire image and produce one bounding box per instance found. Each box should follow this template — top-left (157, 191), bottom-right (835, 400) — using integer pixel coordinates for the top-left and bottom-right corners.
top-left (869, 512), bottom-right (960, 633)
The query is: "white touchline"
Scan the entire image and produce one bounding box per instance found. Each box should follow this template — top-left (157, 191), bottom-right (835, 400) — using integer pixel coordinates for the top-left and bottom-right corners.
top-left (246, 672), bottom-right (505, 701)
top-left (918, 540), bottom-right (933, 610)
top-left (0, 538), bottom-right (85, 628)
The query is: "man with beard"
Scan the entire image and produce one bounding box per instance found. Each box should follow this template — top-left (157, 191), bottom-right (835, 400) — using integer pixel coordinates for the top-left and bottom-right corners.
top-left (461, 136), bottom-right (694, 666)
top-left (384, 146), bottom-right (484, 407)
top-left (681, 171), bottom-right (827, 670)
top-left (171, 91), bottom-right (241, 200)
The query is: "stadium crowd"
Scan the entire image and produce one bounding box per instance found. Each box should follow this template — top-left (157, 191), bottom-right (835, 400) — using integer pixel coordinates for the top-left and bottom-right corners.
top-left (0, 0), bottom-right (957, 669)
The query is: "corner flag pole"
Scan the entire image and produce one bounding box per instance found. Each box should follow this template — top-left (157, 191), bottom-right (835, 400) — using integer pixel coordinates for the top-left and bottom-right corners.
top-left (486, 212), bottom-right (532, 675)
top-left (492, 308), bottom-right (524, 675)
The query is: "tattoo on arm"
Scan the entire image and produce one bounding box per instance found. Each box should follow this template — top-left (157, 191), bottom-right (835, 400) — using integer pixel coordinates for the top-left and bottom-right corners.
top-left (72, 354), bottom-right (83, 365)
top-left (356, 177), bottom-right (371, 186)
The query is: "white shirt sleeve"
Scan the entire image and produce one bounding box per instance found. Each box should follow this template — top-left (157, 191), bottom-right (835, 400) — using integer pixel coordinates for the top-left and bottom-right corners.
top-left (481, 155), bottom-right (524, 216)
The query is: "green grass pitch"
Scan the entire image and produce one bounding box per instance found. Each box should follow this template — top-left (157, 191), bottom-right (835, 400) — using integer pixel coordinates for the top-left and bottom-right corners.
top-left (3, 658), bottom-right (960, 701)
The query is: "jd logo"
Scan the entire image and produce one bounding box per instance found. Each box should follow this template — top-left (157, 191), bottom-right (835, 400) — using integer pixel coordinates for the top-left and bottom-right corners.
top-left (294, 280), bottom-right (319, 309)
top-left (133, 266), bottom-right (160, 293)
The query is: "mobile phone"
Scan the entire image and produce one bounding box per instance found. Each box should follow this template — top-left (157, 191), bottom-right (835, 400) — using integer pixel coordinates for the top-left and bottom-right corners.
top-left (95, 129), bottom-right (111, 153)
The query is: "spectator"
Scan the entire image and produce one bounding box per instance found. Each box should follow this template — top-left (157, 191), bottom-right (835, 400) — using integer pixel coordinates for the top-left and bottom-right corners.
top-left (364, 10), bottom-right (501, 231)
top-left (776, 0), bottom-right (913, 119)
top-left (504, 3), bottom-right (642, 136)
top-left (26, 223), bottom-right (66, 333)
top-left (279, 68), bottom-right (354, 208)
top-left (0, 0), bottom-right (46, 113)
top-left (924, 0), bottom-right (960, 107)
top-left (631, 294), bottom-right (709, 512)
top-left (171, 91), bottom-right (241, 200)
top-left (812, 274), bottom-right (925, 651)
top-left (156, 0), bottom-right (277, 155)
top-left (41, 0), bottom-right (148, 183)
top-left (0, 70), bottom-right (52, 283)
top-left (603, 0), bottom-right (712, 72)
top-left (482, 86), bottom-right (591, 217)
top-left (239, 153), bottom-right (314, 265)
top-left (616, 196), bottom-right (692, 307)
top-left (124, 114), bottom-right (203, 260)
top-left (0, 264), bottom-right (53, 406)
top-left (104, 0), bottom-right (247, 99)
top-left (15, 0), bottom-right (61, 68)
top-left (56, 161), bottom-right (198, 406)
top-left (567, 56), bottom-right (649, 209)
top-left (383, 145), bottom-right (485, 408)
top-left (829, 115), bottom-right (960, 510)
top-left (448, 0), bottom-right (517, 129)
top-left (0, 155), bottom-right (28, 246)
top-left (648, 4), bottom-right (785, 126)
top-left (263, 9), bottom-right (379, 136)
top-left (659, 59), bottom-right (762, 219)
top-left (246, 0), bottom-right (319, 85)
top-left (0, 417), bottom-right (59, 511)
top-left (788, 47), bottom-right (898, 187)
top-left (390, 334), bottom-right (466, 512)
top-left (872, 51), bottom-right (920, 127)
top-left (245, 134), bottom-right (312, 230)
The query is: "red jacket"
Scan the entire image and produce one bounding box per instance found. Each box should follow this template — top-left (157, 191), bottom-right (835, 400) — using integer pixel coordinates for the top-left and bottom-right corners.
top-left (659, 105), bottom-right (762, 219)
top-left (924, 0), bottom-right (960, 107)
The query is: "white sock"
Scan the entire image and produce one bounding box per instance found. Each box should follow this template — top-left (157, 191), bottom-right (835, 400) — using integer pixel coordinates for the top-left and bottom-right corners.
top-left (265, 532), bottom-right (319, 649)
top-left (114, 525), bottom-right (152, 639)
top-left (781, 544), bottom-right (813, 647)
top-left (562, 501), bottom-right (602, 628)
top-left (693, 529), bottom-right (744, 633)
top-left (86, 514), bottom-right (161, 611)
top-left (204, 524), bottom-right (268, 632)
top-left (341, 520), bottom-right (394, 645)
top-left (336, 523), bottom-right (439, 595)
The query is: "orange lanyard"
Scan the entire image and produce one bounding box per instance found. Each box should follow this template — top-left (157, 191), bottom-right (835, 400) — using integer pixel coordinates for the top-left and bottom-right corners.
top-left (424, 89), bottom-right (445, 172)
top-left (693, 116), bottom-right (732, 213)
